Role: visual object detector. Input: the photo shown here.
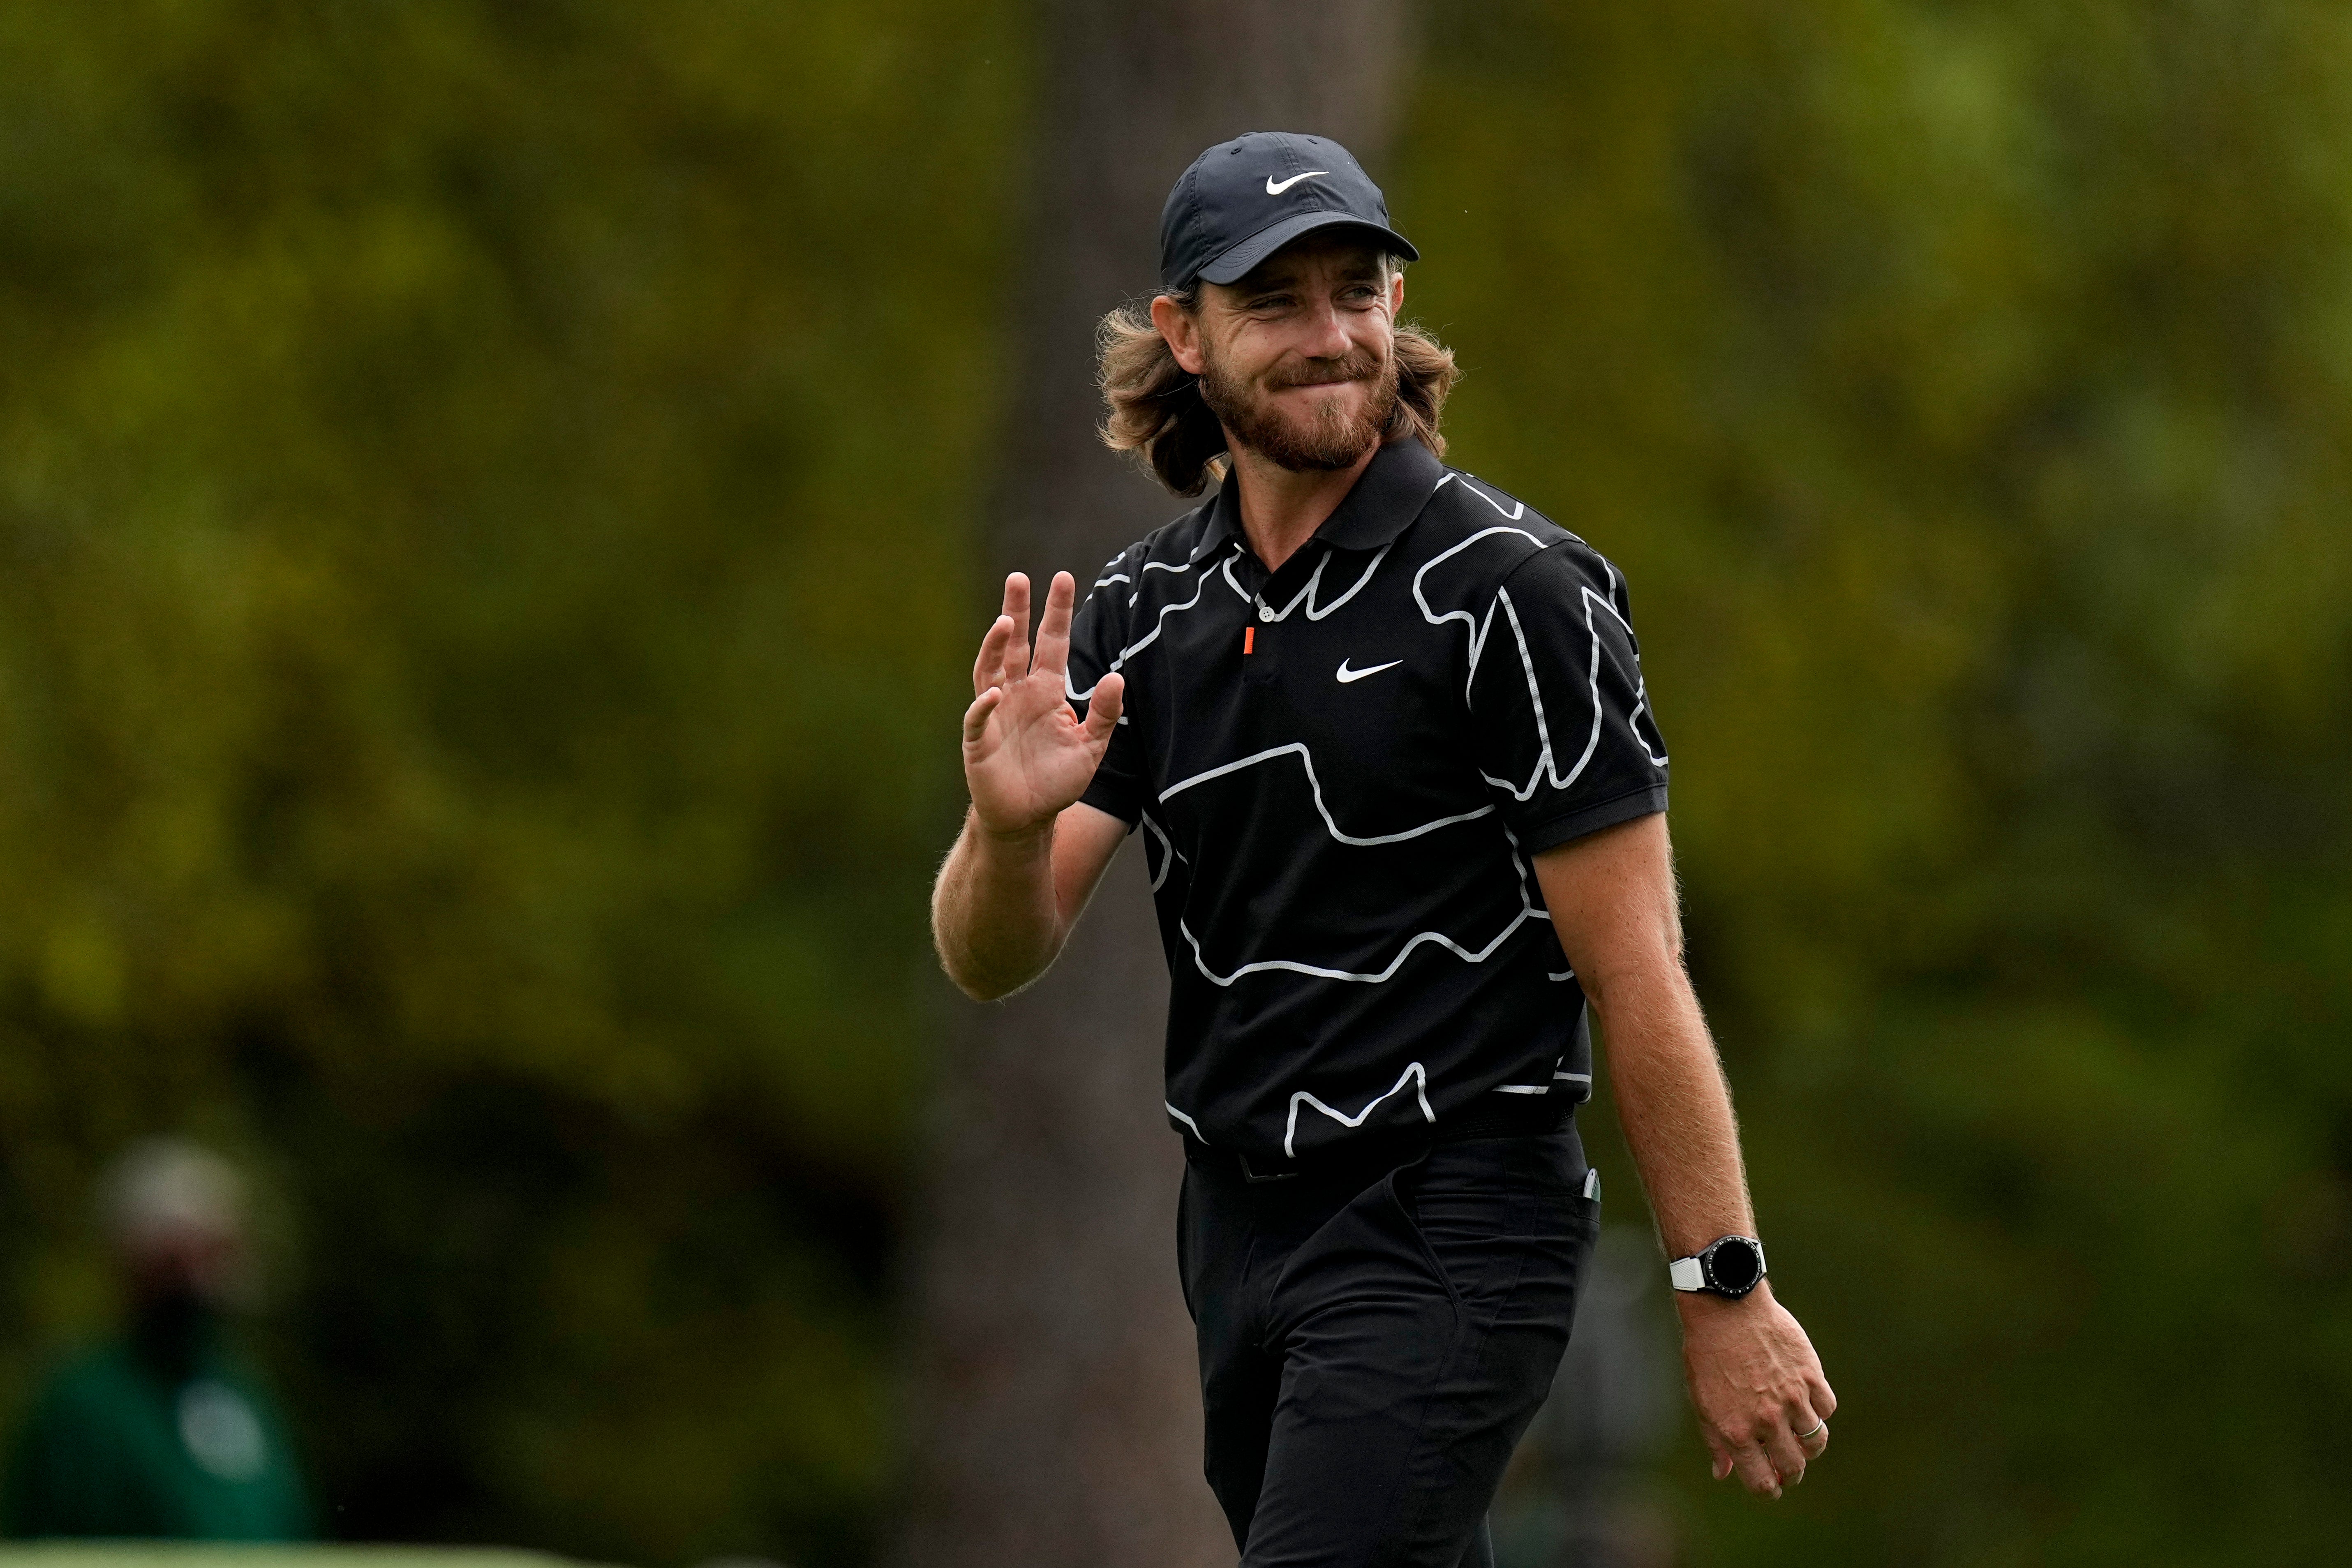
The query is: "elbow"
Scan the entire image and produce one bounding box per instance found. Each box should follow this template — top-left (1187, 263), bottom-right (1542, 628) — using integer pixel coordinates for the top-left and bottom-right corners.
top-left (948, 966), bottom-right (1012, 1004)
top-left (932, 936), bottom-right (1037, 1004)
top-left (1576, 931), bottom-right (1687, 1015)
top-left (928, 879), bottom-right (1063, 1002)
top-left (932, 936), bottom-right (1003, 1002)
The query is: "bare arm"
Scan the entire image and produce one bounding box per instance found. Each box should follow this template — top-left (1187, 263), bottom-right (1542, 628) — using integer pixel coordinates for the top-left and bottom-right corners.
top-left (1536, 813), bottom-right (1837, 1498)
top-left (931, 570), bottom-right (1129, 1000)
top-left (934, 800), bottom-right (1127, 999)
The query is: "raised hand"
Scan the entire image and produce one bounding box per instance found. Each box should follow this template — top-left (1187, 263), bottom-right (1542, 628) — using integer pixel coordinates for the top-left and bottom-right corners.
top-left (962, 571), bottom-right (1125, 838)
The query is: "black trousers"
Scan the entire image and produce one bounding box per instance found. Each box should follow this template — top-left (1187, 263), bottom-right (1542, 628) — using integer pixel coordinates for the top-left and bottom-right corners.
top-left (1178, 1126), bottom-right (1599, 1568)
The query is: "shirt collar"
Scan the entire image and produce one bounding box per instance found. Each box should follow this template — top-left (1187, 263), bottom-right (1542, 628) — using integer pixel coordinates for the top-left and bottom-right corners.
top-left (1205, 437), bottom-right (1446, 556)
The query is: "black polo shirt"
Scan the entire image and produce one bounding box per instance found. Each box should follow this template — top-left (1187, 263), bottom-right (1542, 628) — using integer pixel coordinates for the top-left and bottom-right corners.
top-left (1068, 438), bottom-right (1670, 1163)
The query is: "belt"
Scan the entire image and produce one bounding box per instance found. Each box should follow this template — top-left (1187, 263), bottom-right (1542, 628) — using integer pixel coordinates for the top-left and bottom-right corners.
top-left (1183, 1092), bottom-right (1572, 1185)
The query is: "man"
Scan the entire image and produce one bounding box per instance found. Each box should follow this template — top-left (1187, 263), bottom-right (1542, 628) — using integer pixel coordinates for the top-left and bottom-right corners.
top-left (932, 131), bottom-right (1833, 1568)
top-left (4, 1140), bottom-right (312, 1540)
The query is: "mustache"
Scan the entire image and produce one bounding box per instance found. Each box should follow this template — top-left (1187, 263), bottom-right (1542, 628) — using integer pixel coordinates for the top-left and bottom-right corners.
top-left (1265, 349), bottom-right (1385, 389)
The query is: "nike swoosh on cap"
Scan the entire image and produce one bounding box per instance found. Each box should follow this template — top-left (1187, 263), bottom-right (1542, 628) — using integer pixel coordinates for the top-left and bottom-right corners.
top-left (1335, 658), bottom-right (1403, 684)
top-left (1266, 171), bottom-right (1330, 195)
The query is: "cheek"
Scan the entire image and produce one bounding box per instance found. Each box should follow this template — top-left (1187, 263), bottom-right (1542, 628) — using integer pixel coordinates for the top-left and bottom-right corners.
top-left (1222, 345), bottom-right (1292, 392)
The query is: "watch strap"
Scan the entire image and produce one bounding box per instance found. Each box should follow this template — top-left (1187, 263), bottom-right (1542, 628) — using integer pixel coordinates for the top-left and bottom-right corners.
top-left (1668, 1255), bottom-right (1707, 1292)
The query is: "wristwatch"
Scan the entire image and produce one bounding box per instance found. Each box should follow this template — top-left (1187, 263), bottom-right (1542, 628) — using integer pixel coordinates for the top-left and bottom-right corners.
top-left (1668, 1235), bottom-right (1767, 1298)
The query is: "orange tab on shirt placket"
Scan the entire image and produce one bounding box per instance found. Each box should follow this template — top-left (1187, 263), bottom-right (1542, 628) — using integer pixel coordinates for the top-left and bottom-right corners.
top-left (1244, 626), bottom-right (1256, 655)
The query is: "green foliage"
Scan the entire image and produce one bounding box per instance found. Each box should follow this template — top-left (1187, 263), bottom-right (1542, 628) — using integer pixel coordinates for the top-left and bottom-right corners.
top-left (9, 1), bottom-right (2349, 1563)
top-left (0, 2), bottom-right (1018, 1561)
top-left (1407, 3), bottom-right (2352, 1564)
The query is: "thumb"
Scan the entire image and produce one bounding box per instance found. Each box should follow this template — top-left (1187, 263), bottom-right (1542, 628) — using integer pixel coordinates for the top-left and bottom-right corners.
top-left (1082, 672), bottom-right (1125, 743)
top-left (963, 686), bottom-right (1003, 747)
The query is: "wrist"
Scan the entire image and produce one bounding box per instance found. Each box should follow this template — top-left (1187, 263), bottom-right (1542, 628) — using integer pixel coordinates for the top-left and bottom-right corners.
top-left (1674, 1275), bottom-right (1773, 1325)
top-left (1666, 1232), bottom-right (1768, 1301)
top-left (969, 804), bottom-right (1056, 852)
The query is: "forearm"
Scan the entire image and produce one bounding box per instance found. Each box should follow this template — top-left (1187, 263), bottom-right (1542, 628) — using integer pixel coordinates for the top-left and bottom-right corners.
top-left (1590, 962), bottom-right (1793, 1343)
top-left (1538, 817), bottom-right (1832, 1495)
top-left (931, 808), bottom-right (1066, 1000)
top-left (1589, 964), bottom-right (1754, 1258)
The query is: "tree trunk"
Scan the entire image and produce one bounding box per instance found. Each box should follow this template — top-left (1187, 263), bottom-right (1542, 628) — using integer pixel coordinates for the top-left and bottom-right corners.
top-left (900, 5), bottom-right (1412, 1567)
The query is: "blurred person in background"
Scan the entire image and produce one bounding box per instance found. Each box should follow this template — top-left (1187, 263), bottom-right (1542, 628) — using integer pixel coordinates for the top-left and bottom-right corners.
top-left (934, 131), bottom-right (1833, 1567)
top-left (3, 1138), bottom-right (312, 1540)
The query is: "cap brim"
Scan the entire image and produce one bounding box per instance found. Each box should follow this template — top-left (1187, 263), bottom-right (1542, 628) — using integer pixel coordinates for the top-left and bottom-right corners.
top-left (1195, 211), bottom-right (1420, 286)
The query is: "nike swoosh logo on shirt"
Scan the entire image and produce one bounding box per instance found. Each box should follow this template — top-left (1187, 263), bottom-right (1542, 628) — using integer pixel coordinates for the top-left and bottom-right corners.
top-left (1335, 658), bottom-right (1403, 684)
top-left (1266, 171), bottom-right (1330, 195)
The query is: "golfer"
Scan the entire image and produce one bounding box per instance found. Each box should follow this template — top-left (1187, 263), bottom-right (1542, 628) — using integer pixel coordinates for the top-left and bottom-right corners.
top-left (932, 131), bottom-right (1834, 1568)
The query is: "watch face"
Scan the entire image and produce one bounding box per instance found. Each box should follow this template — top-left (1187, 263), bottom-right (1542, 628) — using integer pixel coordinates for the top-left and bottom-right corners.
top-left (1706, 1238), bottom-right (1763, 1294)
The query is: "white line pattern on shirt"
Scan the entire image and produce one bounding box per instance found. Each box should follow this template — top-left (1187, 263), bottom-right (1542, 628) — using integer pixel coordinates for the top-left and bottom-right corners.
top-left (1230, 543), bottom-right (1395, 622)
top-left (1139, 812), bottom-right (1176, 892)
top-left (1437, 470), bottom-right (1529, 521)
top-left (1175, 886), bottom-right (1545, 988)
top-left (1159, 742), bottom-right (1495, 845)
top-left (1411, 525), bottom-right (1548, 701)
top-left (1479, 580), bottom-right (1669, 799)
top-left (1068, 540), bottom-right (1243, 702)
top-left (1098, 477), bottom-right (1633, 1152)
top-left (1285, 1060), bottom-right (1435, 1158)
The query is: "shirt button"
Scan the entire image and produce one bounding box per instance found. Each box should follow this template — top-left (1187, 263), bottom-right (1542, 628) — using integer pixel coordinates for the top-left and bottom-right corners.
top-left (1257, 603), bottom-right (1274, 623)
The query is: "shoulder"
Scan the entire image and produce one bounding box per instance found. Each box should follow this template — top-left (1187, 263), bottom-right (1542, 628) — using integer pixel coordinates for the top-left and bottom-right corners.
top-left (1074, 496), bottom-right (1226, 648)
top-left (1079, 498), bottom-right (1221, 614)
top-left (1409, 467), bottom-right (1628, 607)
top-left (1091, 503), bottom-right (1223, 595)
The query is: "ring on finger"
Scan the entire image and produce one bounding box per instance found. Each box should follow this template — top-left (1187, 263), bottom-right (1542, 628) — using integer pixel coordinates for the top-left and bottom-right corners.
top-left (1797, 1419), bottom-right (1827, 1441)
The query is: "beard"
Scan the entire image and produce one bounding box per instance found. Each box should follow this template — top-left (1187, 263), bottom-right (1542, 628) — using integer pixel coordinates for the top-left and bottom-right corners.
top-left (1198, 338), bottom-right (1398, 472)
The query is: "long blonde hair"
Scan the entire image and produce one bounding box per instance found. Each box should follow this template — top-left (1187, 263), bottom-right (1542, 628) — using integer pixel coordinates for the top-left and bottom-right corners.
top-left (1095, 275), bottom-right (1460, 497)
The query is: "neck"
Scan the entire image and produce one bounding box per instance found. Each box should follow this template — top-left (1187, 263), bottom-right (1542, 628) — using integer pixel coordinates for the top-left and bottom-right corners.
top-left (1225, 438), bottom-right (1380, 572)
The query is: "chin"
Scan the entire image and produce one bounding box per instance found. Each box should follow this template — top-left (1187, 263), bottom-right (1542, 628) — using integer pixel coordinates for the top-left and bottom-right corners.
top-left (1279, 393), bottom-right (1369, 434)
top-left (1279, 383), bottom-right (1366, 413)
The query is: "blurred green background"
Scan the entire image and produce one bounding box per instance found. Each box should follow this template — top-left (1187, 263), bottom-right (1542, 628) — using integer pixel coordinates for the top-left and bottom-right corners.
top-left (0, 1), bottom-right (2346, 1566)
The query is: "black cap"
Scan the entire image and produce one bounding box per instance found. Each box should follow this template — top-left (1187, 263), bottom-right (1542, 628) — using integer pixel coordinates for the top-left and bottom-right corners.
top-left (1159, 131), bottom-right (1419, 292)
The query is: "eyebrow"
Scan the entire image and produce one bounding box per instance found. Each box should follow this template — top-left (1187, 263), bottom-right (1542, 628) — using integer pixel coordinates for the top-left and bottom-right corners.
top-left (1237, 261), bottom-right (1385, 295)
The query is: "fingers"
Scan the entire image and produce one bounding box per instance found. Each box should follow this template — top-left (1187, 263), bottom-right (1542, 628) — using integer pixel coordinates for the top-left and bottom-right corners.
top-left (1731, 1439), bottom-right (1783, 1499)
top-left (973, 614), bottom-right (1014, 697)
top-left (1712, 1400), bottom-right (1826, 1498)
top-left (1759, 1418), bottom-right (1809, 1494)
top-left (1033, 571), bottom-right (1078, 679)
top-left (1001, 572), bottom-right (1032, 680)
top-left (1083, 671), bottom-right (1125, 742)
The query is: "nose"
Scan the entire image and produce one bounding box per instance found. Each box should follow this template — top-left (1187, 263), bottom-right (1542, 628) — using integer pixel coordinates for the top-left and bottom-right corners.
top-left (1297, 297), bottom-right (1354, 361)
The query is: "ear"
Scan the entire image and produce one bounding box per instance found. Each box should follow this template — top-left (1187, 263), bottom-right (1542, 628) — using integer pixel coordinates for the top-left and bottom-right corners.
top-left (1388, 267), bottom-right (1405, 316)
top-left (1151, 294), bottom-right (1208, 376)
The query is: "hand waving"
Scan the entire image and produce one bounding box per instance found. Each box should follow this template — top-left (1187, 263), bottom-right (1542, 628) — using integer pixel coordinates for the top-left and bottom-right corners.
top-left (963, 571), bottom-right (1125, 838)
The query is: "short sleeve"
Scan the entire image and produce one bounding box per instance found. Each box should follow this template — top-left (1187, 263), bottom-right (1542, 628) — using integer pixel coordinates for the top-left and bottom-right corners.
top-left (1468, 540), bottom-right (1670, 853)
top-left (1070, 554), bottom-right (1146, 827)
